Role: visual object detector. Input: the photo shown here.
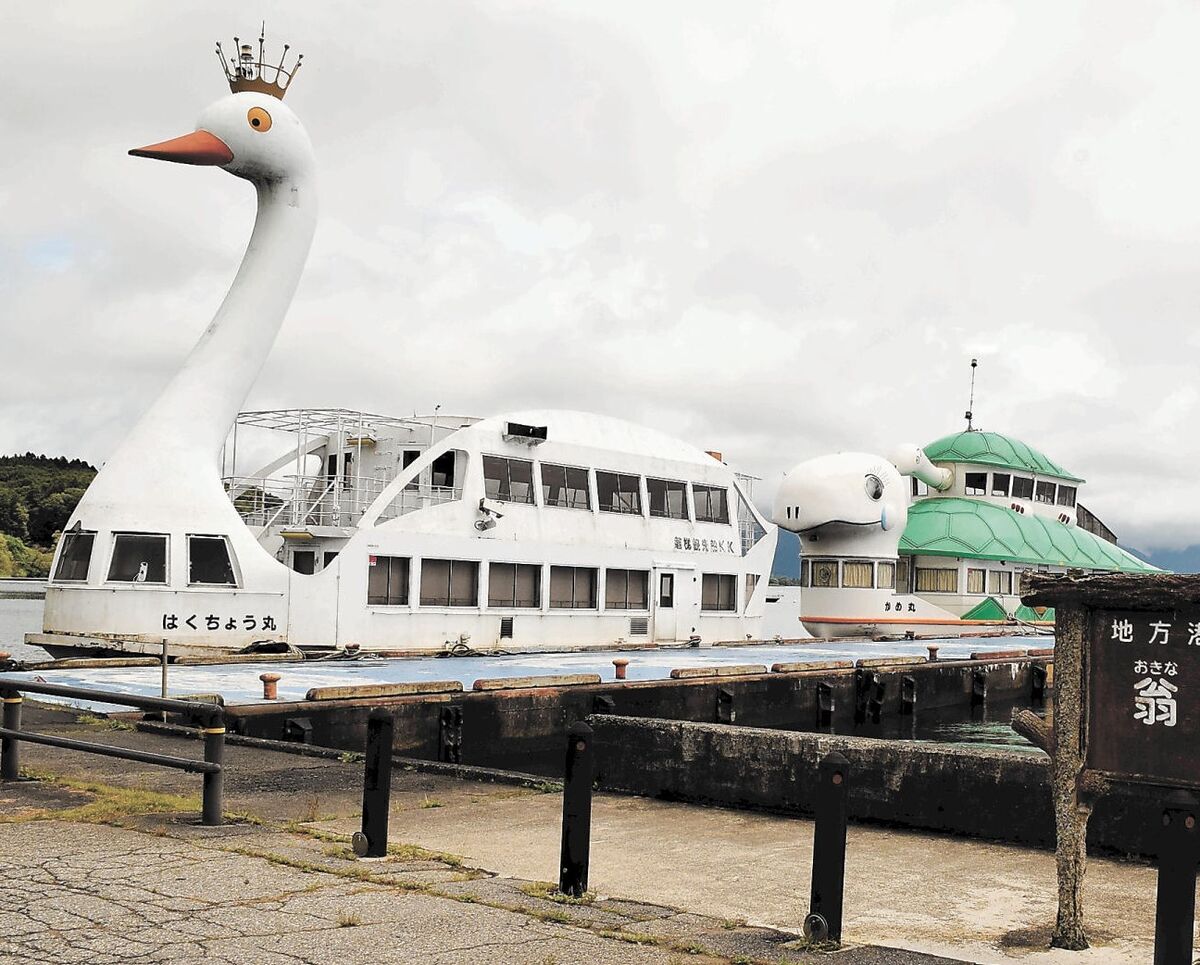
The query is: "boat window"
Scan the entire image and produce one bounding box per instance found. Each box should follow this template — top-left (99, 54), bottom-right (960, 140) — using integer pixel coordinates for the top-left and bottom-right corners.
top-left (488, 562), bottom-right (541, 608)
top-left (368, 555), bottom-right (410, 606)
top-left (1035, 480), bottom-right (1057, 504)
top-left (53, 530), bottom-right (95, 582)
top-left (291, 550), bottom-right (315, 575)
top-left (431, 451), bottom-right (456, 489)
top-left (596, 471), bottom-right (642, 515)
top-left (549, 565), bottom-right (597, 608)
top-left (605, 568), bottom-right (649, 610)
top-left (811, 560), bottom-right (838, 588)
top-left (967, 568), bottom-right (986, 594)
top-left (799, 559), bottom-right (810, 587)
top-left (188, 536), bottom-right (237, 586)
top-left (842, 561), bottom-right (873, 588)
top-left (911, 478), bottom-right (929, 497)
top-left (1011, 476), bottom-right (1034, 500)
top-left (482, 455), bottom-right (535, 504)
top-left (541, 464), bottom-right (590, 510)
top-left (915, 567), bottom-right (957, 593)
top-left (693, 484), bottom-right (730, 524)
top-left (107, 533), bottom-right (168, 584)
top-left (402, 450), bottom-right (421, 469)
top-left (989, 570), bottom-right (1012, 595)
top-left (895, 559), bottom-right (911, 593)
top-left (1013, 570), bottom-right (1025, 595)
top-left (659, 573), bottom-right (674, 607)
top-left (964, 472), bottom-right (987, 496)
top-left (701, 573), bottom-right (736, 611)
top-left (1057, 485), bottom-right (1077, 508)
top-left (323, 551), bottom-right (339, 568)
top-left (420, 559), bottom-right (478, 607)
top-left (991, 473), bottom-right (1011, 497)
top-left (744, 573), bottom-right (759, 609)
top-left (877, 561), bottom-right (896, 590)
top-left (647, 478), bottom-right (688, 519)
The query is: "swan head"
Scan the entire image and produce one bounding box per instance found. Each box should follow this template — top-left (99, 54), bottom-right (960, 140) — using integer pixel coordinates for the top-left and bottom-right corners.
top-left (772, 452), bottom-right (908, 536)
top-left (130, 91), bottom-right (313, 182)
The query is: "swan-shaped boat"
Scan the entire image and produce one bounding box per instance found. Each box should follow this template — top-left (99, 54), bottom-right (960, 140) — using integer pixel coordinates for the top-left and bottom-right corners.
top-left (35, 33), bottom-right (776, 657)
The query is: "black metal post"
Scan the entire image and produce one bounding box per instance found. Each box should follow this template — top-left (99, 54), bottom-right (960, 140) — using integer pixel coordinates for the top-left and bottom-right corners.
top-left (1, 692), bottom-right (21, 780)
top-left (806, 751), bottom-right (849, 945)
top-left (1154, 790), bottom-right (1200, 965)
top-left (559, 721), bottom-right (593, 897)
top-left (355, 709), bottom-right (394, 858)
top-left (201, 714), bottom-right (225, 827)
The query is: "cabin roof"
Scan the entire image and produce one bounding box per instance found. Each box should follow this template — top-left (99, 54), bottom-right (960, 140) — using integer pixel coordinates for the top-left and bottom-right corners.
top-left (922, 430), bottom-right (1084, 483)
top-left (899, 497), bottom-right (1158, 572)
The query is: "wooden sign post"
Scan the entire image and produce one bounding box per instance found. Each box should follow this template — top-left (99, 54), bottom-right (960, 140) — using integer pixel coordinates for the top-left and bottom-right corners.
top-left (1024, 573), bottom-right (1200, 960)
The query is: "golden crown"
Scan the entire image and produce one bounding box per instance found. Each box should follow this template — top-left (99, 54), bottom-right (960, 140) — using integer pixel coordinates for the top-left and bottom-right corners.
top-left (215, 25), bottom-right (302, 100)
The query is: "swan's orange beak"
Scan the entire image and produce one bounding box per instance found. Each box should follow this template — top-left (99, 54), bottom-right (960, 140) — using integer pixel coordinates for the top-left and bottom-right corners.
top-left (129, 130), bottom-right (233, 166)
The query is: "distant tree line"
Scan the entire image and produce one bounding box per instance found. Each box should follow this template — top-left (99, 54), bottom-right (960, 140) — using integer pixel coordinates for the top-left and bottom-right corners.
top-left (0, 453), bottom-right (96, 577)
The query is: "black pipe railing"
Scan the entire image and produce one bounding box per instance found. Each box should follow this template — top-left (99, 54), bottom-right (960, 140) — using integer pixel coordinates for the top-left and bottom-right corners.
top-left (0, 679), bottom-right (225, 826)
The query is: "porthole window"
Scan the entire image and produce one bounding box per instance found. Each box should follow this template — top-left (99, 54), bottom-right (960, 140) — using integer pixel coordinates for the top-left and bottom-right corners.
top-left (864, 474), bottom-right (884, 501)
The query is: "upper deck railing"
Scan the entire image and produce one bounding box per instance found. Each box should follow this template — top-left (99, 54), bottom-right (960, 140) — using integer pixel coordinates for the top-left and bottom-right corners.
top-left (223, 474), bottom-right (461, 530)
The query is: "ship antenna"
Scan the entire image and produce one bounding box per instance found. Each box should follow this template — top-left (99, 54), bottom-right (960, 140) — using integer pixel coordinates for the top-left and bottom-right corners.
top-left (965, 358), bottom-right (978, 431)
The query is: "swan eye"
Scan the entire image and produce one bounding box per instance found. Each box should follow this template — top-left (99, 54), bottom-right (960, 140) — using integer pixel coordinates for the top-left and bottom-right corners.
top-left (865, 474), bottom-right (884, 501)
top-left (247, 107), bottom-right (273, 132)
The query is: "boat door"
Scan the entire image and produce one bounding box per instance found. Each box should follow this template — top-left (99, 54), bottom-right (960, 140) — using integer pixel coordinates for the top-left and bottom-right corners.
top-left (654, 566), bottom-right (700, 642)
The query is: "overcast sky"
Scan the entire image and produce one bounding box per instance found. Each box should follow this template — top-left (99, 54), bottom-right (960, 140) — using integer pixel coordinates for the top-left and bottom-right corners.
top-left (3, 2), bottom-right (1199, 554)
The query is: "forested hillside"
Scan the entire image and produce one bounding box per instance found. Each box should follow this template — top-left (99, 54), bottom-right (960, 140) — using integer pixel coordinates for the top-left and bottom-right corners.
top-left (0, 454), bottom-right (96, 577)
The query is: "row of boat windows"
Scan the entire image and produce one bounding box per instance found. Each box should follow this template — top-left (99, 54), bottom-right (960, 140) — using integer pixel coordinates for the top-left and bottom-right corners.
top-left (481, 455), bottom-right (731, 523)
top-left (798, 559), bottom-right (1036, 595)
top-left (52, 531), bottom-right (236, 586)
top-left (947, 471), bottom-right (1077, 507)
top-left (368, 556), bottom-right (752, 612)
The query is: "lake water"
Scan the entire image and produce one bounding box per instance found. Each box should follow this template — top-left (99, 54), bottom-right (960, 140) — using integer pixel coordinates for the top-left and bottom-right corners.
top-left (0, 588), bottom-right (1050, 750)
top-left (0, 581), bottom-right (47, 661)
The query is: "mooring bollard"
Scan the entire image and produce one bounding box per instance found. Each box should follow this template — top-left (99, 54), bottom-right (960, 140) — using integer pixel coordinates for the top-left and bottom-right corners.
top-left (1154, 790), bottom-right (1200, 965)
top-left (353, 709), bottom-right (394, 858)
top-left (259, 672), bottom-right (281, 700)
top-left (612, 658), bottom-right (629, 680)
top-left (1, 690), bottom-right (21, 780)
top-left (201, 712), bottom-right (225, 826)
top-left (926, 645), bottom-right (940, 662)
top-left (559, 721), bottom-right (593, 897)
top-left (806, 751), bottom-right (850, 945)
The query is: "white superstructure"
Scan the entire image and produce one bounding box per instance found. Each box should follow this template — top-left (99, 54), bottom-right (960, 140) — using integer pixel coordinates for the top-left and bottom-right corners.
top-left (34, 34), bottom-right (776, 657)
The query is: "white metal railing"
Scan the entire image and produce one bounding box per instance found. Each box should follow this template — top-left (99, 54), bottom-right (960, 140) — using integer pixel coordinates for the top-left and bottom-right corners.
top-left (223, 474), bottom-right (461, 529)
top-left (375, 485), bottom-right (463, 523)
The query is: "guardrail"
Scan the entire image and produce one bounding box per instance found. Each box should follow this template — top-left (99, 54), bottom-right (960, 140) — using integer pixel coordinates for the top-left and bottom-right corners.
top-left (0, 681), bottom-right (226, 826)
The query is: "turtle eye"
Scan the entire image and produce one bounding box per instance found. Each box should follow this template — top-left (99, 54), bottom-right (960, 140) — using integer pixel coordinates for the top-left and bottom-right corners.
top-left (865, 474), bottom-right (884, 501)
top-left (247, 107), bottom-right (272, 132)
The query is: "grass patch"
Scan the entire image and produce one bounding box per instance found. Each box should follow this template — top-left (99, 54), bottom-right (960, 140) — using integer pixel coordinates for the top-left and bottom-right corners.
top-left (335, 909), bottom-right (362, 927)
top-left (1, 770), bottom-right (197, 824)
top-left (387, 841), bottom-right (463, 867)
top-left (420, 797), bottom-right (443, 809)
top-left (74, 713), bottom-right (132, 732)
top-left (520, 881), bottom-right (596, 905)
top-left (337, 752), bottom-right (362, 764)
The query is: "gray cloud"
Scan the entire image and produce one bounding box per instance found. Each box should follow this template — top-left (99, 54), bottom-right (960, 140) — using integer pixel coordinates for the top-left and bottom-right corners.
top-left (3, 1), bottom-right (1199, 552)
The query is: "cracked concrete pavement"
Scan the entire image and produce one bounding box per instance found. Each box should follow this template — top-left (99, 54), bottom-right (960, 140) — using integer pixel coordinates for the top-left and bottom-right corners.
top-left (0, 703), bottom-right (963, 964)
top-left (0, 821), bottom-right (708, 964)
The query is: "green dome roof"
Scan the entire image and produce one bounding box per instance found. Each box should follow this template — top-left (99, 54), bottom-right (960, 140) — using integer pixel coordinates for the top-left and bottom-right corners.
top-left (923, 430), bottom-right (1084, 483)
top-left (900, 498), bottom-right (1158, 572)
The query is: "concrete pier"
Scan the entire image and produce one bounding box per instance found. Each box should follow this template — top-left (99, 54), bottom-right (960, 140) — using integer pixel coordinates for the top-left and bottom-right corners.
top-left (0, 702), bottom-right (1171, 963)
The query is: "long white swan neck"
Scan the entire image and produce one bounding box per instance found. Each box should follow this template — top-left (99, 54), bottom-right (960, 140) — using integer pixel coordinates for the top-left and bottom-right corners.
top-left (128, 174), bottom-right (317, 460)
